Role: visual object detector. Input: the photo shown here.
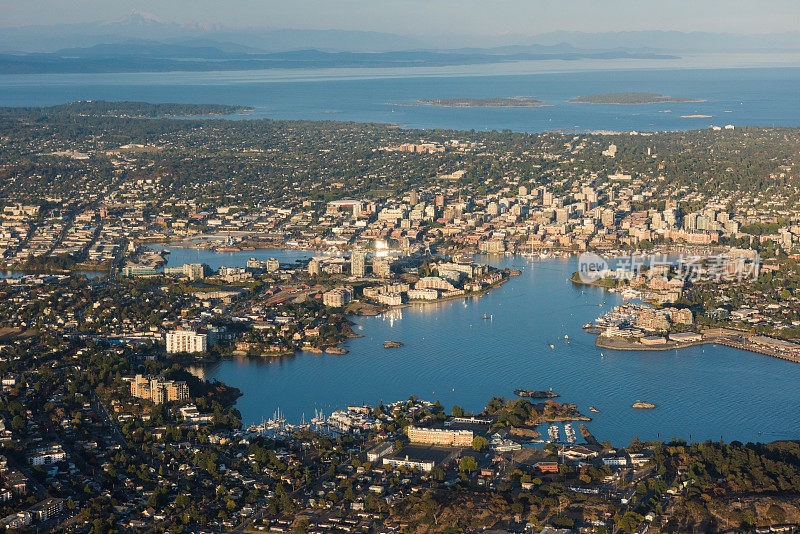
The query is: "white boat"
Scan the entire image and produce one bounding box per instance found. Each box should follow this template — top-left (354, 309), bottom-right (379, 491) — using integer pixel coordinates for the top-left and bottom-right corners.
top-left (564, 423), bottom-right (576, 443)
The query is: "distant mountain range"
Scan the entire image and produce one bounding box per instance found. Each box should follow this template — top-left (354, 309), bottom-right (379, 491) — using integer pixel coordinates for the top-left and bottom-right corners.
top-left (1, 11), bottom-right (800, 55)
top-left (0, 42), bottom-right (678, 75)
top-left (0, 11), bottom-right (798, 75)
top-left (0, 12), bottom-right (425, 53)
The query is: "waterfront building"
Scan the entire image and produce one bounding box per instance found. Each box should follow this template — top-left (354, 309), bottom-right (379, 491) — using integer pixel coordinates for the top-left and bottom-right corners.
top-left (558, 445), bottom-right (599, 462)
top-left (265, 258), bottom-right (280, 272)
top-left (322, 287), bottom-right (353, 307)
top-left (407, 288), bottom-right (439, 300)
top-left (479, 239), bottom-right (506, 253)
top-left (669, 332), bottom-right (702, 343)
top-left (362, 286), bottom-right (381, 300)
top-left (407, 426), bottom-right (473, 447)
top-left (415, 277), bottom-right (457, 292)
top-left (166, 329), bottom-right (208, 354)
top-left (129, 374), bottom-right (189, 404)
top-left (376, 293), bottom-right (403, 306)
top-left (121, 264), bottom-right (157, 277)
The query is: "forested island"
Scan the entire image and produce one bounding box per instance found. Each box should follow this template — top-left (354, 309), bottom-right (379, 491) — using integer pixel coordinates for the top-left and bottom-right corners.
top-left (569, 92), bottom-right (705, 105)
top-left (0, 100), bottom-right (250, 119)
top-left (416, 97), bottom-right (547, 108)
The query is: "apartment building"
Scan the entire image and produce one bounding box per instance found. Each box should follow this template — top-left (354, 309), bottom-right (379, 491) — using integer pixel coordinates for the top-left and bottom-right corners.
top-left (130, 374), bottom-right (190, 404)
top-left (407, 426), bottom-right (473, 447)
top-left (166, 329), bottom-right (208, 354)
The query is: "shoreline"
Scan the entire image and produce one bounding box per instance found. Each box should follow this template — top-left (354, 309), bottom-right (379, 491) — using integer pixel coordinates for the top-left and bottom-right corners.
top-left (594, 332), bottom-right (800, 364)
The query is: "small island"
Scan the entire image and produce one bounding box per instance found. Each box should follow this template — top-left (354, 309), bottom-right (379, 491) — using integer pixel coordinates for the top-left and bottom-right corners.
top-left (569, 92), bottom-right (705, 105)
top-left (514, 388), bottom-right (559, 399)
top-left (632, 401), bottom-right (657, 409)
top-left (390, 97), bottom-right (548, 108)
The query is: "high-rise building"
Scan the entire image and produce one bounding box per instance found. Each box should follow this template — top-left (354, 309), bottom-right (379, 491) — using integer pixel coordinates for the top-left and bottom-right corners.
top-left (308, 258), bottom-right (320, 276)
top-left (351, 248), bottom-right (366, 277)
top-left (166, 330), bottom-right (208, 354)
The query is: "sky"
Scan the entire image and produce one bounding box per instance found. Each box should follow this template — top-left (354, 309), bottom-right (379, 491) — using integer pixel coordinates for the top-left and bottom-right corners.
top-left (1, 0), bottom-right (800, 36)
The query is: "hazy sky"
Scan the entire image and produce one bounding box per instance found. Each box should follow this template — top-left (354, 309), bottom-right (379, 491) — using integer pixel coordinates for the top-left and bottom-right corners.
top-left (2, 0), bottom-right (799, 35)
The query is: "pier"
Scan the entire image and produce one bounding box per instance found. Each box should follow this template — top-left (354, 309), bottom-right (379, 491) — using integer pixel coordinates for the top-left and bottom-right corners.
top-left (595, 328), bottom-right (800, 364)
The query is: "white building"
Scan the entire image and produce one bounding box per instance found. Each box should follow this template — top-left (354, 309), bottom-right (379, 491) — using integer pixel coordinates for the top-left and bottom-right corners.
top-left (166, 330), bottom-right (208, 354)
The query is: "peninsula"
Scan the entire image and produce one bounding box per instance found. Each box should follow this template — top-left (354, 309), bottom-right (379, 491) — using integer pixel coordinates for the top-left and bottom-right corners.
top-left (569, 92), bottom-right (705, 105)
top-left (0, 100), bottom-right (252, 119)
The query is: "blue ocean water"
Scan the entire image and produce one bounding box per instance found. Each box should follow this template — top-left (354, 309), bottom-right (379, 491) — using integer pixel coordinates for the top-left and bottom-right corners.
top-left (1, 62), bottom-right (800, 133)
top-left (164, 249), bottom-right (800, 445)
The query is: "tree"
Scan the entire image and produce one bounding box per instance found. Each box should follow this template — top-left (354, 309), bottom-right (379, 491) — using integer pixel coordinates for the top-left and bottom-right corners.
top-left (459, 456), bottom-right (478, 473)
top-left (431, 465), bottom-right (446, 482)
top-left (10, 415), bottom-right (25, 432)
top-left (472, 435), bottom-right (489, 452)
top-left (767, 504), bottom-right (786, 525)
top-left (617, 511), bottom-right (644, 534)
